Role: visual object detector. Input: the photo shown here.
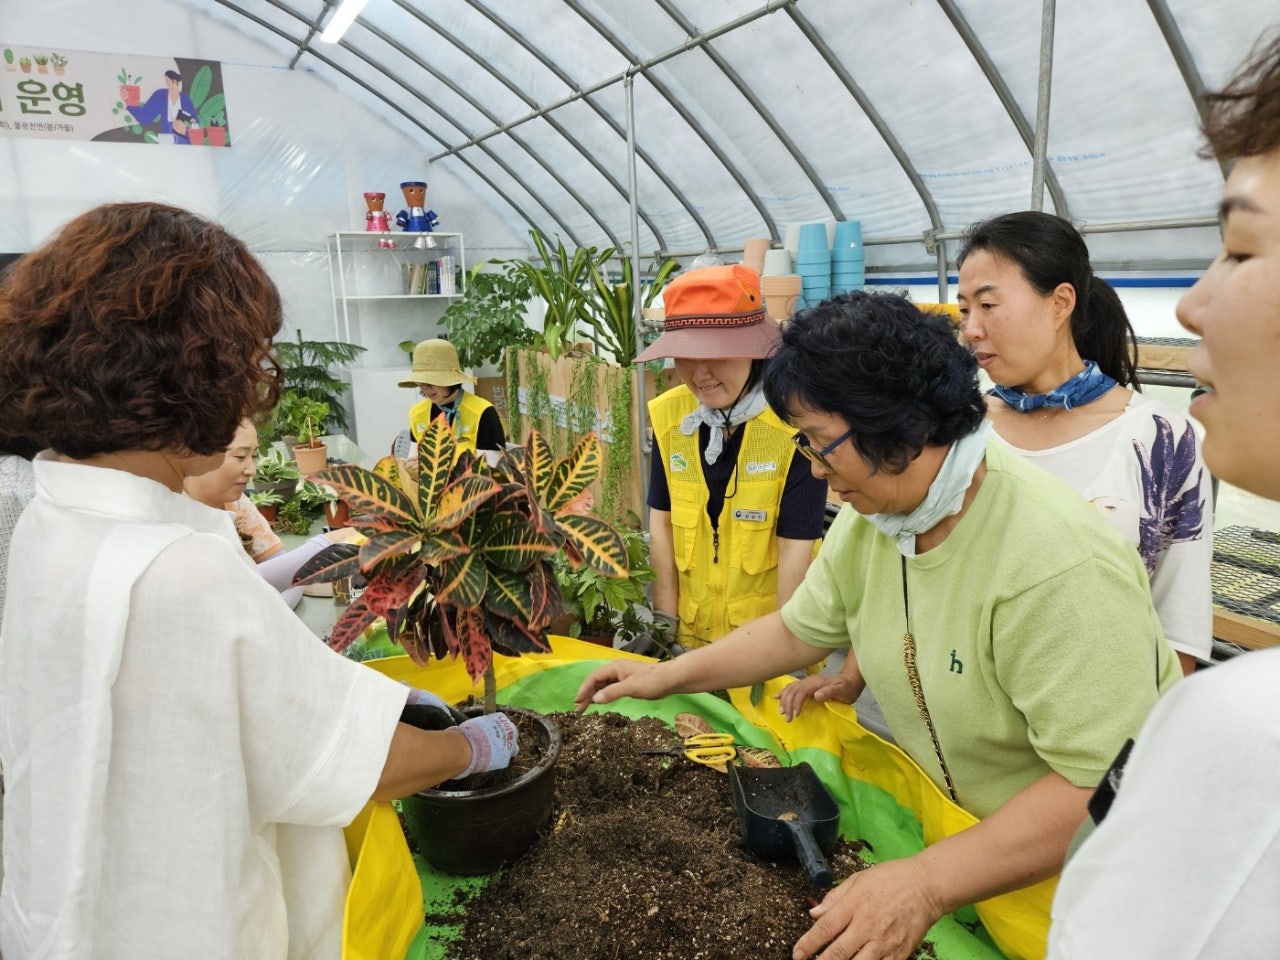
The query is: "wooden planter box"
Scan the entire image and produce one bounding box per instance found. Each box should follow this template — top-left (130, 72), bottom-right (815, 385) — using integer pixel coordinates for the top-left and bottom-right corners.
top-left (497, 348), bottom-right (672, 525)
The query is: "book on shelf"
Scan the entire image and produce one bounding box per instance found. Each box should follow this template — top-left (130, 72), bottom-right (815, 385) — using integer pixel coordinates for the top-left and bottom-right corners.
top-left (401, 253), bottom-right (457, 295)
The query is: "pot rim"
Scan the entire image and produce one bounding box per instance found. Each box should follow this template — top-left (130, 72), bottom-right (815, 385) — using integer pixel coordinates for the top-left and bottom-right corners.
top-left (419, 705), bottom-right (562, 800)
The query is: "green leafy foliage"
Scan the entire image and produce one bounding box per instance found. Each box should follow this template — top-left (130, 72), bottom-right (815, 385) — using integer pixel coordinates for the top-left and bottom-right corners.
top-left (513, 230), bottom-right (614, 361)
top-left (252, 448), bottom-right (300, 485)
top-left (582, 254), bottom-right (680, 365)
top-left (272, 331), bottom-right (367, 434)
top-left (292, 419), bottom-right (631, 705)
top-left (553, 523), bottom-right (661, 649)
top-left (438, 260), bottom-right (539, 368)
top-left (274, 393), bottom-right (330, 447)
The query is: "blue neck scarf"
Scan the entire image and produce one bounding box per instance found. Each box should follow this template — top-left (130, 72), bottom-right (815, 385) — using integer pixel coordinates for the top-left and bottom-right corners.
top-left (437, 394), bottom-right (462, 427)
top-left (987, 359), bottom-right (1117, 412)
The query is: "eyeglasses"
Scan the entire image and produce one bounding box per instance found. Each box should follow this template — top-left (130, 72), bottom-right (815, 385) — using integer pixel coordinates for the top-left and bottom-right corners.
top-left (791, 429), bottom-right (854, 470)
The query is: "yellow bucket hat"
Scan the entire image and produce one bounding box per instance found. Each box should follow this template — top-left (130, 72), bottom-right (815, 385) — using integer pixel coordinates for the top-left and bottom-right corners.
top-left (398, 339), bottom-right (475, 388)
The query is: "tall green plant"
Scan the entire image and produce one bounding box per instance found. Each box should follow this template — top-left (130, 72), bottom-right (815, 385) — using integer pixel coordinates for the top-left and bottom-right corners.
top-left (514, 230), bottom-right (614, 361)
top-left (438, 260), bottom-right (539, 368)
top-left (582, 255), bottom-right (680, 365)
top-left (292, 419), bottom-right (630, 714)
top-left (273, 331), bottom-right (366, 433)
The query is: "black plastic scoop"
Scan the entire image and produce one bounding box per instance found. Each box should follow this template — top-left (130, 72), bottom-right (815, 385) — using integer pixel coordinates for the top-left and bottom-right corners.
top-left (729, 762), bottom-right (840, 889)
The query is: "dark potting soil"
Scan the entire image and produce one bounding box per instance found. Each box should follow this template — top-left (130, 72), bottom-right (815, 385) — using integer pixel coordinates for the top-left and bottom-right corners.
top-left (442, 710), bottom-right (939, 960)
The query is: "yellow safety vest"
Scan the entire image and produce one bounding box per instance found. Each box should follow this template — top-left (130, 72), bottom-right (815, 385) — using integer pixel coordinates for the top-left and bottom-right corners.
top-left (649, 385), bottom-right (797, 648)
top-left (409, 392), bottom-right (493, 457)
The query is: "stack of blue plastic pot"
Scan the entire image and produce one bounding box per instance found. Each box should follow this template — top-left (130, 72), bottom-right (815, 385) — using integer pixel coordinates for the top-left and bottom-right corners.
top-left (831, 220), bottom-right (865, 294)
top-left (794, 222), bottom-right (831, 309)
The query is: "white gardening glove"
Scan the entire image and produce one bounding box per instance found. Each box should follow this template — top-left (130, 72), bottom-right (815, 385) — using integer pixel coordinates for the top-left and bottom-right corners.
top-left (400, 684), bottom-right (468, 730)
top-left (456, 713), bottom-right (520, 777)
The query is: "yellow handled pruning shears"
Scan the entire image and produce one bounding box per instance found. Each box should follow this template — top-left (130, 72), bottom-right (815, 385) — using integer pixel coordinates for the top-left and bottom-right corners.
top-left (642, 732), bottom-right (737, 773)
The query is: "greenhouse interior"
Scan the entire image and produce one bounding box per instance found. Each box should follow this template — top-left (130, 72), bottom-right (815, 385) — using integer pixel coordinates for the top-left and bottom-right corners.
top-left (3, 1), bottom-right (1280, 958)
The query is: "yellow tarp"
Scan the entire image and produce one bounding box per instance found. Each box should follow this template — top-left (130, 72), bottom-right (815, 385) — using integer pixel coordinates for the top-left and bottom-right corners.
top-left (341, 636), bottom-right (1052, 960)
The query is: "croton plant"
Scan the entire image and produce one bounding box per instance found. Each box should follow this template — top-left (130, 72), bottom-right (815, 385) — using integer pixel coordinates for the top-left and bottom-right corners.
top-left (292, 416), bottom-right (630, 698)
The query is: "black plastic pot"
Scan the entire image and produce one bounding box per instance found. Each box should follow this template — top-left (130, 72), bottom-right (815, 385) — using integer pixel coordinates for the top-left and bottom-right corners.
top-left (399, 706), bottom-right (561, 875)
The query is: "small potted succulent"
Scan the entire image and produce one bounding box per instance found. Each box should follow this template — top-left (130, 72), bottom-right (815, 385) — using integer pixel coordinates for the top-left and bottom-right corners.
top-left (49, 52), bottom-right (67, 76)
top-left (293, 417), bottom-right (630, 873)
top-left (18, 57), bottom-right (31, 74)
top-left (251, 447), bottom-right (300, 501)
top-left (247, 489), bottom-right (284, 524)
top-left (4, 49), bottom-right (15, 72)
top-left (32, 53), bottom-right (48, 74)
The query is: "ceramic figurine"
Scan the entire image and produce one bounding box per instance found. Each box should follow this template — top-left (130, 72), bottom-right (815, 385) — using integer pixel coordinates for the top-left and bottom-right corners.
top-left (396, 180), bottom-right (439, 233)
top-left (363, 192), bottom-right (396, 249)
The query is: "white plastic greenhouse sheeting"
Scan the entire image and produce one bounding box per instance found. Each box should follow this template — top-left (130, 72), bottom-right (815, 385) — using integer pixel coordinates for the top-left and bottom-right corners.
top-left (3, 0), bottom-right (1279, 345)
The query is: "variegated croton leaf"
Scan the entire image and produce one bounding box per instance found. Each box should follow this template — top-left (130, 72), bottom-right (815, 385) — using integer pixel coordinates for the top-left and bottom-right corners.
top-left (310, 463), bottom-right (420, 534)
top-left (327, 598), bottom-right (380, 654)
top-left (292, 541), bottom-right (360, 586)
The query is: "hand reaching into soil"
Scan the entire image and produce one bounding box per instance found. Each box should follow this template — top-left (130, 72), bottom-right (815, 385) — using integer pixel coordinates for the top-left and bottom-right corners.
top-left (574, 660), bottom-right (669, 711)
top-left (792, 855), bottom-right (942, 960)
top-left (399, 685), bottom-right (468, 731)
top-left (776, 673), bottom-right (861, 721)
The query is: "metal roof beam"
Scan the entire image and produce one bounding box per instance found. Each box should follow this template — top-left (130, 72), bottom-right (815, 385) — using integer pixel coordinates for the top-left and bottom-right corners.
top-left (935, 0), bottom-right (1071, 218)
top-left (210, 0), bottom-right (572, 247)
top-left (654, 0), bottom-right (841, 235)
top-left (356, 14), bottom-right (621, 249)
top-left (560, 0), bottom-right (783, 248)
top-left (1146, 0), bottom-right (1229, 180)
top-left (456, 0), bottom-right (710, 251)
top-left (395, 0), bottom-right (664, 250)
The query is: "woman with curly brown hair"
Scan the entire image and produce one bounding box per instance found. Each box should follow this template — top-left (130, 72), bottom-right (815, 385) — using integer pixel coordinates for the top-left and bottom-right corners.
top-left (0, 202), bottom-right (517, 960)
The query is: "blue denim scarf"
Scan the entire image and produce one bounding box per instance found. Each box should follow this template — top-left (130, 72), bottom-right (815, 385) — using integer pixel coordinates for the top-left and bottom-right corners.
top-left (987, 359), bottom-right (1117, 412)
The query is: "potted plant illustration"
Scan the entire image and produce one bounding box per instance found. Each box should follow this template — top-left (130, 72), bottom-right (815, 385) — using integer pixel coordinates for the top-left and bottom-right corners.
top-left (247, 489), bottom-right (284, 524)
top-left (4, 50), bottom-right (15, 72)
top-left (291, 399), bottom-right (331, 475)
top-left (49, 52), bottom-right (67, 76)
top-left (19, 58), bottom-right (31, 74)
top-left (117, 68), bottom-right (141, 105)
top-left (292, 418), bottom-right (630, 873)
top-left (33, 53), bottom-right (48, 74)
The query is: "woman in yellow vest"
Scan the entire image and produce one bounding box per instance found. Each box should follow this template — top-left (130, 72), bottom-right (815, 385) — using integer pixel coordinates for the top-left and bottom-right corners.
top-left (635, 264), bottom-right (827, 651)
top-left (397, 339), bottom-right (506, 460)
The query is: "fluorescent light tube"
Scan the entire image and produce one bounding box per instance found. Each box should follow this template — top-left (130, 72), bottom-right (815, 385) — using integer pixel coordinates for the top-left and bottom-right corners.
top-left (319, 0), bottom-right (370, 43)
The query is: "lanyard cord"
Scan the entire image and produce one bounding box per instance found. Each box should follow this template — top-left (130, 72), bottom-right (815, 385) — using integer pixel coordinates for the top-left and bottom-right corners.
top-left (901, 555), bottom-right (959, 803)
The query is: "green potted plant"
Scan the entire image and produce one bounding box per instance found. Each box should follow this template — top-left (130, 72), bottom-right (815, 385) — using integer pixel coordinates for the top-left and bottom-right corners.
top-left (292, 405), bottom-right (330, 474)
top-left (4, 49), bottom-right (16, 72)
top-left (582, 254), bottom-right (681, 365)
top-left (551, 524), bottom-right (668, 651)
top-left (32, 53), bottom-right (48, 74)
top-left (18, 57), bottom-right (31, 74)
top-left (252, 447), bottom-right (300, 500)
top-left (274, 479), bottom-right (337, 536)
top-left (437, 259), bottom-right (539, 368)
top-left (49, 52), bottom-right (67, 76)
top-left (292, 418), bottom-right (630, 873)
top-left (247, 489), bottom-right (284, 524)
top-left (513, 229), bottom-right (614, 360)
top-left (272, 330), bottom-right (366, 434)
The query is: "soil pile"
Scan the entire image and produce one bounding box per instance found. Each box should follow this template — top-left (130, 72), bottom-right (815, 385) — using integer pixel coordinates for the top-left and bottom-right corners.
top-left (446, 710), bottom-right (936, 960)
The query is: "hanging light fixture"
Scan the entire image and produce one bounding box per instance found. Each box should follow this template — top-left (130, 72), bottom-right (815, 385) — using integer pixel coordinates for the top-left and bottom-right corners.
top-left (319, 0), bottom-right (370, 43)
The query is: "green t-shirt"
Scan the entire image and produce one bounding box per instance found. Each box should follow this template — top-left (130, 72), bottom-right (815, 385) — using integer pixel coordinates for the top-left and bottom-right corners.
top-left (781, 442), bottom-right (1182, 818)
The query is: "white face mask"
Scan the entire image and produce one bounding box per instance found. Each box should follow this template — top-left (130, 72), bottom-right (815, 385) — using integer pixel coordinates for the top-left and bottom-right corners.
top-left (867, 420), bottom-right (993, 557)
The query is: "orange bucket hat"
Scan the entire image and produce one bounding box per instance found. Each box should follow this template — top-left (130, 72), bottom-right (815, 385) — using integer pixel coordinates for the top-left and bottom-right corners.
top-left (634, 265), bottom-right (781, 363)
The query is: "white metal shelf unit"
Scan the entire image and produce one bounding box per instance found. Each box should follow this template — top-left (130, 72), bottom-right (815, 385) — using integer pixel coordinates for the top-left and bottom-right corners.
top-left (326, 231), bottom-right (466, 368)
top-left (326, 231), bottom-right (466, 450)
